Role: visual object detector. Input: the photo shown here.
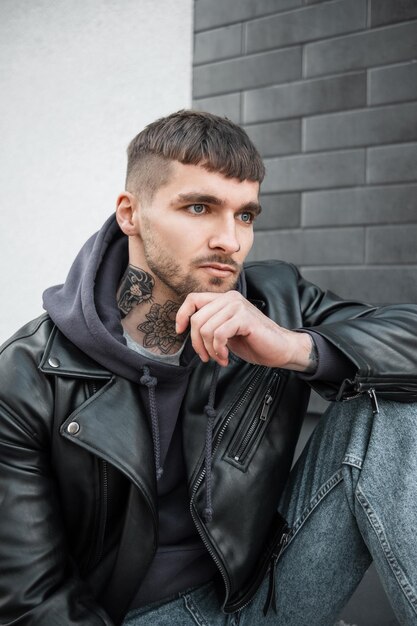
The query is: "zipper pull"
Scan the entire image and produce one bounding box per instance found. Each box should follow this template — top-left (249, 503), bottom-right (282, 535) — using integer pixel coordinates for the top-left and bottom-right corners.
top-left (262, 530), bottom-right (289, 616)
top-left (368, 388), bottom-right (379, 415)
top-left (260, 393), bottom-right (273, 421)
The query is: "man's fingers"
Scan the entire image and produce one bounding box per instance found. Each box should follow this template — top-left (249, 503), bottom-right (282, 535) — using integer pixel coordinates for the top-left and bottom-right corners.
top-left (176, 291), bottom-right (253, 366)
top-left (175, 291), bottom-right (240, 334)
top-left (175, 293), bottom-right (215, 333)
top-left (192, 307), bottom-right (236, 365)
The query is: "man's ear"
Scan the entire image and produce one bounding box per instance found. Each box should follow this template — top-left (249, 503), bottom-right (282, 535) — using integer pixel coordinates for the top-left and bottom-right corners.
top-left (116, 191), bottom-right (140, 236)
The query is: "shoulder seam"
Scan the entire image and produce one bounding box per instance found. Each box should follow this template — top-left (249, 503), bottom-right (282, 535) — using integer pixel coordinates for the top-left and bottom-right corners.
top-left (0, 314), bottom-right (51, 356)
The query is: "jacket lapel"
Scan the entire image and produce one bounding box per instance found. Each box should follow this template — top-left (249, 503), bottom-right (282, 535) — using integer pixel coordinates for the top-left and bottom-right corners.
top-left (40, 325), bottom-right (157, 502)
top-left (61, 376), bottom-right (157, 501)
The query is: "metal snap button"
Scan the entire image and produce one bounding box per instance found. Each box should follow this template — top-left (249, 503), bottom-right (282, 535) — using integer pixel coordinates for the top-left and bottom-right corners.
top-left (67, 421), bottom-right (80, 435)
top-left (48, 357), bottom-right (60, 368)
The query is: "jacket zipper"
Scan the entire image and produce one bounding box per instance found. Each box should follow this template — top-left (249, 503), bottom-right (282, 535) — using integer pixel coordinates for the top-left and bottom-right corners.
top-left (189, 365), bottom-right (271, 603)
top-left (229, 372), bottom-right (280, 464)
top-left (89, 459), bottom-right (109, 568)
top-left (337, 380), bottom-right (380, 414)
top-left (262, 529), bottom-right (289, 616)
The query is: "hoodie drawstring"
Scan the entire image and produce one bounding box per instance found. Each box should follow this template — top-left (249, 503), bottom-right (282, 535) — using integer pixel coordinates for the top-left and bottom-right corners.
top-left (203, 364), bottom-right (220, 523)
top-left (140, 365), bottom-right (163, 481)
top-left (140, 362), bottom-right (221, 521)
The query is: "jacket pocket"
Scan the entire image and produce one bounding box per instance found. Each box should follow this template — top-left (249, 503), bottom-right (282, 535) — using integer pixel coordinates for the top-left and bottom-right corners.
top-left (226, 371), bottom-right (280, 469)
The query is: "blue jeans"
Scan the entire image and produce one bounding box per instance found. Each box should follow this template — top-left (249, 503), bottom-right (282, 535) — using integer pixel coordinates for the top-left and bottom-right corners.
top-left (123, 396), bottom-right (417, 625)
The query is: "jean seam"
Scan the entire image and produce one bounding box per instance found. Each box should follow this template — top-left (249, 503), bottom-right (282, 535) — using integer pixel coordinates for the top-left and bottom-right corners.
top-left (343, 454), bottom-right (363, 470)
top-left (356, 485), bottom-right (417, 616)
top-left (183, 593), bottom-right (211, 626)
top-left (284, 469), bottom-right (343, 551)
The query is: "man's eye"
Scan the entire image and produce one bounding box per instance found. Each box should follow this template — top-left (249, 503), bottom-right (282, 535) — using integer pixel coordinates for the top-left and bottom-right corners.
top-left (239, 212), bottom-right (254, 223)
top-left (188, 204), bottom-right (206, 214)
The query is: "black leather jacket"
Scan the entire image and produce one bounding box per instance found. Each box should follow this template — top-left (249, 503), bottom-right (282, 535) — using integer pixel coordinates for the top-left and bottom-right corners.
top-left (1, 261), bottom-right (417, 625)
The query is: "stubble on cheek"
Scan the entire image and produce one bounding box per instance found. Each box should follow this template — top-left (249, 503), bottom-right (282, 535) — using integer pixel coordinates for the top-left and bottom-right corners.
top-left (147, 252), bottom-right (241, 300)
top-left (141, 219), bottom-right (242, 299)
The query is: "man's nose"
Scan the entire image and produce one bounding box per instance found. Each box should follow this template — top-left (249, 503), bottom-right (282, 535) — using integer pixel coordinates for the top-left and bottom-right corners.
top-left (208, 218), bottom-right (241, 254)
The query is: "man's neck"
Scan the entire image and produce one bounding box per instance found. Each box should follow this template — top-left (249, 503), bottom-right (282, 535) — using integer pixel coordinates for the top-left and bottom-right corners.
top-left (117, 264), bottom-right (185, 355)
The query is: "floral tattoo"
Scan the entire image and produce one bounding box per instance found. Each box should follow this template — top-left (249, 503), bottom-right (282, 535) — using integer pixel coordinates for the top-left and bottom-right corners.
top-left (138, 301), bottom-right (185, 354)
top-left (118, 265), bottom-right (155, 314)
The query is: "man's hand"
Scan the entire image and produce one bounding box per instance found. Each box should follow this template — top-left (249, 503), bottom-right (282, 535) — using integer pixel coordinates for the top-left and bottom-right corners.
top-left (176, 291), bottom-right (316, 371)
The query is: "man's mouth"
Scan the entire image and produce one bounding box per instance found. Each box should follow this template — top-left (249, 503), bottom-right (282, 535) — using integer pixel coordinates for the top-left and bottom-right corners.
top-left (198, 262), bottom-right (237, 277)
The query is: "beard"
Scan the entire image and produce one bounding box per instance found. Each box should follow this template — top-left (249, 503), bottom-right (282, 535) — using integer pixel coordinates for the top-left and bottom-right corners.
top-left (142, 233), bottom-right (241, 301)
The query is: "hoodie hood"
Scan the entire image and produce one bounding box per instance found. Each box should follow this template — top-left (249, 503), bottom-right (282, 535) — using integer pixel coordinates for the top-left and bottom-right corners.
top-left (43, 213), bottom-right (247, 382)
top-left (42, 214), bottom-right (201, 384)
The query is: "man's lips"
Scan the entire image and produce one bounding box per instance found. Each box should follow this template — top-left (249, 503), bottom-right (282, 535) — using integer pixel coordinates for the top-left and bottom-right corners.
top-left (198, 262), bottom-right (237, 276)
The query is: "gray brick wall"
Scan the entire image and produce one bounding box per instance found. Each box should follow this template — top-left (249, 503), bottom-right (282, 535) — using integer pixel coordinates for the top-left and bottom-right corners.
top-left (193, 0), bottom-right (417, 305)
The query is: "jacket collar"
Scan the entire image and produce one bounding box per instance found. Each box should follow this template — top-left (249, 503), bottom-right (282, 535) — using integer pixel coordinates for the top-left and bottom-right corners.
top-left (39, 324), bottom-right (112, 379)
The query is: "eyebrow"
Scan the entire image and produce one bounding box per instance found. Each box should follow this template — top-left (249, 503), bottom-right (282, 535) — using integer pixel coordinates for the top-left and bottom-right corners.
top-left (173, 193), bottom-right (262, 215)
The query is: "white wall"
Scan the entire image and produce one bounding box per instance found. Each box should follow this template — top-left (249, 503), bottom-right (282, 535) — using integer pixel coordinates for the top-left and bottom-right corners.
top-left (0, 0), bottom-right (193, 341)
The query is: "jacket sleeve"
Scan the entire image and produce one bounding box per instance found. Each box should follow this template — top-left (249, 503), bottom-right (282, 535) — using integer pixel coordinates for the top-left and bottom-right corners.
top-left (293, 264), bottom-right (417, 402)
top-left (0, 324), bottom-right (115, 625)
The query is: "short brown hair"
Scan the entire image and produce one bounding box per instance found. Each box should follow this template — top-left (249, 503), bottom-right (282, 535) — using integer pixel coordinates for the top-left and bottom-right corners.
top-left (126, 110), bottom-right (265, 200)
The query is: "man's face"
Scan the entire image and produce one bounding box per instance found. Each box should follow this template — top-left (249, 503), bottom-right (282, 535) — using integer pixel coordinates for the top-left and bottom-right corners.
top-left (132, 161), bottom-right (261, 301)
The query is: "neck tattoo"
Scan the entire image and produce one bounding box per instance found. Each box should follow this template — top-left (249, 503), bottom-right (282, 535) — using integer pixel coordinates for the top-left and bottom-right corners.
top-left (138, 301), bottom-right (186, 354)
top-left (118, 265), bottom-right (155, 314)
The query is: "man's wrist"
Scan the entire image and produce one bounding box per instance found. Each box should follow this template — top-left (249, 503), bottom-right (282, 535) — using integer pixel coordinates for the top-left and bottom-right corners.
top-left (304, 333), bottom-right (319, 374)
top-left (280, 331), bottom-right (318, 373)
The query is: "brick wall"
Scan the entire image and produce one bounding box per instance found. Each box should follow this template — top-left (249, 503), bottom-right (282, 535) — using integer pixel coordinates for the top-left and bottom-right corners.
top-left (193, 0), bottom-right (417, 305)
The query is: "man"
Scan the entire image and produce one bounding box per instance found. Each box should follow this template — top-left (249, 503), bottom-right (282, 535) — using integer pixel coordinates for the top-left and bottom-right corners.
top-left (1, 110), bottom-right (417, 626)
